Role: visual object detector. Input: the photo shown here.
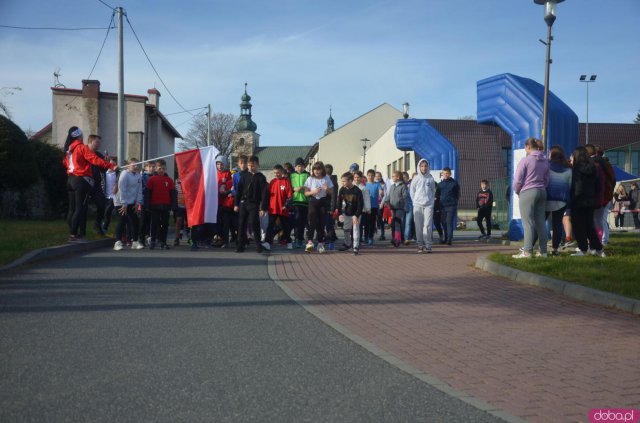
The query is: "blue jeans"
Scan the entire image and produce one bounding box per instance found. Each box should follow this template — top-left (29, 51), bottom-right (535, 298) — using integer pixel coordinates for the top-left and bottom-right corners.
top-left (441, 206), bottom-right (457, 244)
top-left (404, 205), bottom-right (413, 241)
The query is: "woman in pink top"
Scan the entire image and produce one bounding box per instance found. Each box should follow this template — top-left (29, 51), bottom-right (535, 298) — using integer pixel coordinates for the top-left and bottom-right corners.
top-left (512, 138), bottom-right (550, 259)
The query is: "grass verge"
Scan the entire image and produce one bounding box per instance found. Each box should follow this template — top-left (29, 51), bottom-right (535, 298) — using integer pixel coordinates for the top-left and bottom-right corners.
top-left (0, 219), bottom-right (104, 267)
top-left (488, 232), bottom-right (640, 300)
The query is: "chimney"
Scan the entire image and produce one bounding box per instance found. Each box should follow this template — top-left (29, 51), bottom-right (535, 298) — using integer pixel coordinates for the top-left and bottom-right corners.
top-left (82, 80), bottom-right (100, 99)
top-left (147, 88), bottom-right (161, 109)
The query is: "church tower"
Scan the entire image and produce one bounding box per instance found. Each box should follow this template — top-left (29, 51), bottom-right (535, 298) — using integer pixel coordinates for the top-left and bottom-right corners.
top-left (231, 83), bottom-right (260, 166)
top-left (324, 107), bottom-right (335, 136)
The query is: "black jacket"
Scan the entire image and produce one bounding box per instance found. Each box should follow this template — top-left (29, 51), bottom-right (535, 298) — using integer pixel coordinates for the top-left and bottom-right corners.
top-left (571, 161), bottom-right (598, 209)
top-left (235, 171), bottom-right (269, 211)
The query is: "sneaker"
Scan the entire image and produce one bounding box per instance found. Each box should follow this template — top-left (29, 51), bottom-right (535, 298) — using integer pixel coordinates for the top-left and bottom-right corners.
top-left (220, 243), bottom-right (228, 249)
top-left (149, 240), bottom-right (156, 250)
top-left (403, 240), bottom-right (411, 245)
top-left (160, 243), bottom-right (170, 250)
top-left (113, 240), bottom-right (124, 251)
top-left (339, 244), bottom-right (350, 251)
top-left (550, 249), bottom-right (559, 256)
top-left (571, 250), bottom-right (586, 257)
top-left (287, 243), bottom-right (293, 250)
top-left (417, 246), bottom-right (424, 253)
top-left (327, 242), bottom-right (335, 251)
top-left (305, 241), bottom-right (314, 253)
top-left (595, 250), bottom-right (606, 258)
top-left (367, 239), bottom-right (373, 246)
top-left (512, 251), bottom-right (531, 259)
top-left (588, 249), bottom-right (597, 256)
top-left (536, 252), bottom-right (548, 258)
top-left (353, 247), bottom-right (359, 255)
top-left (68, 235), bottom-right (79, 243)
top-left (146, 236), bottom-right (152, 246)
top-left (261, 242), bottom-right (271, 251)
top-left (563, 240), bottom-right (576, 250)
top-left (477, 235), bottom-right (486, 241)
top-left (173, 238), bottom-right (180, 247)
top-left (317, 243), bottom-right (326, 254)
top-left (131, 241), bottom-right (144, 250)
top-left (426, 247), bottom-right (432, 253)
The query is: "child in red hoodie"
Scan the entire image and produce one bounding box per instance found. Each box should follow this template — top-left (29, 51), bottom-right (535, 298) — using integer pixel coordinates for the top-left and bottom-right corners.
top-left (262, 164), bottom-right (293, 251)
top-left (216, 155), bottom-right (235, 248)
top-left (145, 159), bottom-right (176, 250)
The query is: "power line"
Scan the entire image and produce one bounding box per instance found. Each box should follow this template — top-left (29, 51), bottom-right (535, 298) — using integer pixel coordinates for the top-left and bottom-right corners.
top-left (164, 106), bottom-right (208, 116)
top-left (0, 24), bottom-right (114, 31)
top-left (174, 111), bottom-right (206, 128)
top-left (125, 15), bottom-right (195, 116)
top-left (96, 0), bottom-right (115, 10)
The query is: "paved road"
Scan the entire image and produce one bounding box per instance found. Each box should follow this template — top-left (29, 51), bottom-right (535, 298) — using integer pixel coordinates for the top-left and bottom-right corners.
top-left (0, 247), bottom-right (502, 422)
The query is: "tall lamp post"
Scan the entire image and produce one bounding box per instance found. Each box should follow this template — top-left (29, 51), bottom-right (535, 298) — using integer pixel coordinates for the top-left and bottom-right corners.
top-left (579, 74), bottom-right (597, 145)
top-left (534, 0), bottom-right (565, 153)
top-left (361, 138), bottom-right (370, 170)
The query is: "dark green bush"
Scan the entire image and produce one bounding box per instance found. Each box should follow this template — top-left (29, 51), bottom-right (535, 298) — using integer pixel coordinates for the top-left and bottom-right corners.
top-left (0, 115), bottom-right (39, 190)
top-left (30, 140), bottom-right (67, 216)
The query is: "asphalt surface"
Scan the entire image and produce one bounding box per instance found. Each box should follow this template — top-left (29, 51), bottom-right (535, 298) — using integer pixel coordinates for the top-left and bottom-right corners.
top-left (0, 246), bottom-right (503, 422)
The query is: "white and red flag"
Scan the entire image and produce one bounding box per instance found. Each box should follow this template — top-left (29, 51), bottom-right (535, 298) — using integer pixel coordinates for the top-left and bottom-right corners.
top-left (175, 145), bottom-right (219, 226)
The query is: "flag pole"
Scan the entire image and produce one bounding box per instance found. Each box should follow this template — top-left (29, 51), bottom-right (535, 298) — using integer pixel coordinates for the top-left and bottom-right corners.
top-left (124, 145), bottom-right (216, 168)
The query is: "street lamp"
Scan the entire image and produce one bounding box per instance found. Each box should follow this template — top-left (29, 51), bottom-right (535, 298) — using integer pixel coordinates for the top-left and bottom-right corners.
top-left (402, 102), bottom-right (410, 119)
top-left (579, 74), bottom-right (597, 145)
top-left (361, 138), bottom-right (370, 170)
top-left (534, 0), bottom-right (565, 152)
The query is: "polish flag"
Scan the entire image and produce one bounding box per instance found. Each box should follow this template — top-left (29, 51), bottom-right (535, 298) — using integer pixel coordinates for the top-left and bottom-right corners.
top-left (175, 145), bottom-right (219, 226)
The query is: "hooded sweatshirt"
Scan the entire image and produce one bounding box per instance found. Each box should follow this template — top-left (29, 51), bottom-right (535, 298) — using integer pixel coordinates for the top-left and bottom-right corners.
top-left (513, 150), bottom-right (549, 195)
top-left (571, 161), bottom-right (598, 209)
top-left (114, 170), bottom-right (143, 207)
top-left (409, 159), bottom-right (436, 207)
top-left (63, 140), bottom-right (115, 178)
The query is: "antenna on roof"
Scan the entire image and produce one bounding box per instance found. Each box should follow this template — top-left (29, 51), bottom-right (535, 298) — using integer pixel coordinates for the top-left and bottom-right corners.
top-left (53, 68), bottom-right (65, 88)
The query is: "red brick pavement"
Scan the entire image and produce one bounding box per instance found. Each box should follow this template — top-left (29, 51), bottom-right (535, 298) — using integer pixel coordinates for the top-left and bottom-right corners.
top-left (271, 241), bottom-right (640, 423)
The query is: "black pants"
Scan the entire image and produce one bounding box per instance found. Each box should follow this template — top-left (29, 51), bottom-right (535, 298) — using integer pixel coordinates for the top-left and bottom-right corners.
top-left (293, 205), bottom-right (308, 242)
top-left (477, 207), bottom-right (492, 236)
top-left (615, 213), bottom-right (625, 228)
top-left (150, 208), bottom-right (170, 244)
top-left (391, 209), bottom-right (404, 242)
top-left (89, 186), bottom-right (107, 229)
top-left (103, 198), bottom-right (115, 231)
top-left (571, 207), bottom-right (602, 252)
top-left (266, 214), bottom-right (291, 244)
top-left (545, 206), bottom-right (566, 250)
top-left (632, 211), bottom-right (640, 229)
top-left (376, 207), bottom-right (386, 238)
top-left (140, 209), bottom-right (152, 243)
top-left (237, 202), bottom-right (261, 250)
top-left (307, 197), bottom-right (327, 243)
top-left (324, 212), bottom-right (337, 243)
top-left (216, 207), bottom-right (234, 243)
top-left (366, 208), bottom-right (378, 240)
top-left (115, 205), bottom-right (140, 242)
top-left (433, 210), bottom-right (443, 241)
top-left (66, 175), bottom-right (91, 237)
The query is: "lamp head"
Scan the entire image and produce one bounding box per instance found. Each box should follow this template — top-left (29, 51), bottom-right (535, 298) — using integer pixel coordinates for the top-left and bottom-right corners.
top-left (580, 75), bottom-right (587, 81)
top-left (402, 102), bottom-right (410, 119)
top-left (534, 0), bottom-right (565, 27)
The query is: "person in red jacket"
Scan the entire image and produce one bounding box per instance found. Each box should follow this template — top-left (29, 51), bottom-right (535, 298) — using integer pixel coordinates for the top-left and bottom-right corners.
top-left (215, 155), bottom-right (235, 248)
top-left (145, 159), bottom-right (176, 250)
top-left (262, 164), bottom-right (293, 251)
top-left (62, 126), bottom-right (116, 243)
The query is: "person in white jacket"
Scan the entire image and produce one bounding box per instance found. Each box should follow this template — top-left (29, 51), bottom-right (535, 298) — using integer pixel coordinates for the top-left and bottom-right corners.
top-left (410, 159), bottom-right (436, 253)
top-left (113, 158), bottom-right (144, 251)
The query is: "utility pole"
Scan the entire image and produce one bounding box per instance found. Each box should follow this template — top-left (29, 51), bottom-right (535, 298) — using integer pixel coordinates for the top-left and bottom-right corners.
top-left (207, 104), bottom-right (211, 146)
top-left (117, 7), bottom-right (126, 167)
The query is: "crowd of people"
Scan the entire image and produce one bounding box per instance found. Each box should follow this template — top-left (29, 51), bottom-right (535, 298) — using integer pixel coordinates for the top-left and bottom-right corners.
top-left (62, 126), bottom-right (636, 257)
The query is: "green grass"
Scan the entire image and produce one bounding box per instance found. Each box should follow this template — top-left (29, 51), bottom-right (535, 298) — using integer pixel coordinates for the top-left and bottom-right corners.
top-left (0, 219), bottom-right (103, 267)
top-left (489, 233), bottom-right (640, 300)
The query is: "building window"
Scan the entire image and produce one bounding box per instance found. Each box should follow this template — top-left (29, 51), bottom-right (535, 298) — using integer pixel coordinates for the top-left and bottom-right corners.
top-left (393, 160), bottom-right (398, 171)
top-left (387, 164), bottom-right (391, 178)
top-left (238, 137), bottom-right (245, 146)
top-left (398, 156), bottom-right (404, 172)
top-left (405, 153), bottom-right (411, 171)
top-left (606, 151), bottom-right (626, 169)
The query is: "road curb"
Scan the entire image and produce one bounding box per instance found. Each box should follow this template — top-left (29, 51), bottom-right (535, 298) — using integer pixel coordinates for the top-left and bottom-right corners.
top-left (267, 256), bottom-right (525, 423)
top-left (0, 238), bottom-right (114, 273)
top-left (475, 254), bottom-right (640, 316)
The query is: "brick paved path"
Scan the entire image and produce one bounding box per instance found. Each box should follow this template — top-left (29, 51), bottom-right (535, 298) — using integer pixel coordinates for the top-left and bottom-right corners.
top-left (271, 241), bottom-right (640, 423)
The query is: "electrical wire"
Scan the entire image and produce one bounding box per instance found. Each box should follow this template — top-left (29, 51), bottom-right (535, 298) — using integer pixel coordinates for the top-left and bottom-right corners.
top-left (64, 12), bottom-right (115, 110)
top-left (174, 111), bottom-right (206, 128)
top-left (96, 0), bottom-right (116, 10)
top-left (125, 15), bottom-right (195, 116)
top-left (164, 106), bottom-right (208, 116)
top-left (0, 24), bottom-right (114, 31)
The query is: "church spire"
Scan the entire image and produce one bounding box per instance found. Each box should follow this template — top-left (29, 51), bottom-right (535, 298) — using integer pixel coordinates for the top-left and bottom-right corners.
top-left (235, 82), bottom-right (257, 132)
top-left (324, 106), bottom-right (335, 136)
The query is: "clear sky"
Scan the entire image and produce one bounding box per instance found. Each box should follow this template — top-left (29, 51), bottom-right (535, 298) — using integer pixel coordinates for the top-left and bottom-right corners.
top-left (1, 0), bottom-right (639, 147)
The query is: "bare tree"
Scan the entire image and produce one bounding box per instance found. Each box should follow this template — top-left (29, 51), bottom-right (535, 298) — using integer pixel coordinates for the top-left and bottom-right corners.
top-left (179, 113), bottom-right (237, 156)
top-left (0, 86), bottom-right (22, 119)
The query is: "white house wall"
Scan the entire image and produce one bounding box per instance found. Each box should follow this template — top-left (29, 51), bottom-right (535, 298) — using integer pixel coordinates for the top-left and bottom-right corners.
top-left (316, 103), bottom-right (402, 175)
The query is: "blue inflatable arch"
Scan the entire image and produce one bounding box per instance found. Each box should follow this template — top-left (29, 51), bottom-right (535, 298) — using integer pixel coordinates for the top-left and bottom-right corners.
top-left (477, 73), bottom-right (578, 240)
top-left (394, 119), bottom-right (458, 179)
